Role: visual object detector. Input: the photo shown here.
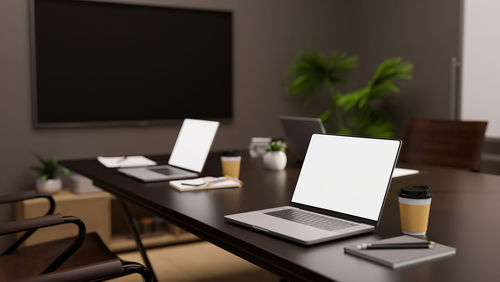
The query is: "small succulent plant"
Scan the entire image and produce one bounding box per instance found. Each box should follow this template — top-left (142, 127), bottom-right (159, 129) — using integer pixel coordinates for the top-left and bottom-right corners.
top-left (31, 154), bottom-right (70, 180)
top-left (265, 140), bottom-right (286, 152)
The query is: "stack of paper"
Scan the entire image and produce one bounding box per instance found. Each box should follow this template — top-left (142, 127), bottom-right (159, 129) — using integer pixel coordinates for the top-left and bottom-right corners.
top-left (97, 156), bottom-right (157, 168)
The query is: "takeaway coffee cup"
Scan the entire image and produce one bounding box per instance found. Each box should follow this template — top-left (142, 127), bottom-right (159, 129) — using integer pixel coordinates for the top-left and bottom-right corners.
top-left (398, 185), bottom-right (432, 236)
top-left (221, 151), bottom-right (241, 179)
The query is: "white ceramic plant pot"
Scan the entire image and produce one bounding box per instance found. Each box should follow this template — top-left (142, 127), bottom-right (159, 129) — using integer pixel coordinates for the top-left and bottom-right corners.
top-left (36, 178), bottom-right (62, 194)
top-left (263, 151), bottom-right (287, 170)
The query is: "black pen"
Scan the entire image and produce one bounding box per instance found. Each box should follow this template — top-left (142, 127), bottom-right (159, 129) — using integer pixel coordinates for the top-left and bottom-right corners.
top-left (181, 178), bottom-right (227, 187)
top-left (357, 241), bottom-right (435, 250)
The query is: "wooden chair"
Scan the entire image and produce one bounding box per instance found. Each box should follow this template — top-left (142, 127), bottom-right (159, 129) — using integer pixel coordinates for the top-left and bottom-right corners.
top-left (399, 118), bottom-right (487, 171)
top-left (0, 191), bottom-right (152, 281)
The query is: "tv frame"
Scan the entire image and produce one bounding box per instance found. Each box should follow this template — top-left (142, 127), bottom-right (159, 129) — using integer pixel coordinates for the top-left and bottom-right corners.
top-left (29, 0), bottom-right (233, 128)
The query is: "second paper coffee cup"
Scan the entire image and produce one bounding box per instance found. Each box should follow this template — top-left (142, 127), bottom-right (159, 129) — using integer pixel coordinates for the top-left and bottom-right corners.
top-left (398, 185), bottom-right (432, 236)
top-left (221, 151), bottom-right (241, 179)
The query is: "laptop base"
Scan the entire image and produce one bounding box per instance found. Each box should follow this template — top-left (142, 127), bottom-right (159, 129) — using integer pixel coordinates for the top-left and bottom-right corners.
top-left (224, 206), bottom-right (374, 245)
top-left (118, 165), bottom-right (198, 182)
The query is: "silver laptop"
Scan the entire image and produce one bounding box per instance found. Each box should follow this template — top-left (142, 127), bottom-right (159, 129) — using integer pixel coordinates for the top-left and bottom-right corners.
top-left (118, 119), bottom-right (219, 182)
top-left (280, 115), bottom-right (326, 162)
top-left (225, 134), bottom-right (401, 245)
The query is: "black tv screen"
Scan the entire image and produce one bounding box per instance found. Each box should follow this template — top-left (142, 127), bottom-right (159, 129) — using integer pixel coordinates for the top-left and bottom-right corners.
top-left (31, 0), bottom-right (232, 127)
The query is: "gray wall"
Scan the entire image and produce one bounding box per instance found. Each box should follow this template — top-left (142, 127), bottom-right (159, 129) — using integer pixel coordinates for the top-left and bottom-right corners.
top-left (0, 0), bottom-right (349, 246)
top-left (347, 0), bottom-right (461, 137)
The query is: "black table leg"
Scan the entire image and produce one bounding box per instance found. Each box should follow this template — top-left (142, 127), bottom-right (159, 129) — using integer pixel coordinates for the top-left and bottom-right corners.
top-left (119, 200), bottom-right (158, 282)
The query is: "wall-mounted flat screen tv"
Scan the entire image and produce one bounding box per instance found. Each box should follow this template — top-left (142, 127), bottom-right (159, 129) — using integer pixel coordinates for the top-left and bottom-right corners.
top-left (30, 0), bottom-right (232, 127)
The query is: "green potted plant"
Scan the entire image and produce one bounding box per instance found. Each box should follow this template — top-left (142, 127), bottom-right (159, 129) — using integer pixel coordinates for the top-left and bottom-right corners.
top-left (31, 154), bottom-right (70, 194)
top-left (263, 140), bottom-right (287, 170)
top-left (286, 50), bottom-right (413, 138)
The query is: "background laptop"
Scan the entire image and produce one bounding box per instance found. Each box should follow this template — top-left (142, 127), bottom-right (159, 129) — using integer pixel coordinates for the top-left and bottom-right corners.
top-left (118, 119), bottom-right (219, 182)
top-left (280, 115), bottom-right (326, 162)
top-left (225, 134), bottom-right (401, 245)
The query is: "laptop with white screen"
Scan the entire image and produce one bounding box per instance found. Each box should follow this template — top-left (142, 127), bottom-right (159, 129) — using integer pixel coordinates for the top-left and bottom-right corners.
top-left (224, 134), bottom-right (401, 245)
top-left (118, 119), bottom-right (219, 182)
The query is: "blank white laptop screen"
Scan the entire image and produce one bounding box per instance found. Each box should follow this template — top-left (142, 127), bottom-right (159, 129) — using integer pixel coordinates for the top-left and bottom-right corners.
top-left (168, 119), bottom-right (219, 172)
top-left (291, 134), bottom-right (400, 221)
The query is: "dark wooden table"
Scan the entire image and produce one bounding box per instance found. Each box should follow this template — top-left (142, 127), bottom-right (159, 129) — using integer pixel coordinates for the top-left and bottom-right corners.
top-left (61, 152), bottom-right (500, 282)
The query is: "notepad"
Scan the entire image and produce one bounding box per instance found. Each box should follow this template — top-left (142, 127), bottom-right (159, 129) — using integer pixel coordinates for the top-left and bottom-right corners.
top-left (97, 156), bottom-right (157, 168)
top-left (169, 176), bottom-right (242, 192)
top-left (344, 235), bottom-right (456, 269)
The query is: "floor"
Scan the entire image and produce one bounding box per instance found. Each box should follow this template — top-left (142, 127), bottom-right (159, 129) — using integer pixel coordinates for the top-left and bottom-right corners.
top-left (110, 241), bottom-right (280, 282)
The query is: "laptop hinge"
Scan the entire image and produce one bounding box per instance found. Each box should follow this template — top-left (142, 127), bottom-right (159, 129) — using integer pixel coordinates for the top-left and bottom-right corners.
top-left (290, 202), bottom-right (378, 226)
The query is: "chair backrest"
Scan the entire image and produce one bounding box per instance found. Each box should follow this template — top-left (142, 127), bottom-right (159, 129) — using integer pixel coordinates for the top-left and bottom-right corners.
top-left (400, 118), bottom-right (487, 171)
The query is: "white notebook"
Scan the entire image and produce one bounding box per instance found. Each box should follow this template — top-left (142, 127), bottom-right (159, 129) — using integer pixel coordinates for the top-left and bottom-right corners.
top-left (169, 176), bottom-right (242, 192)
top-left (97, 156), bottom-right (157, 168)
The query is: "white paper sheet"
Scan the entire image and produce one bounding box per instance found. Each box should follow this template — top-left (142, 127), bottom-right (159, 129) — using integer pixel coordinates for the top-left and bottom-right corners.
top-left (392, 168), bottom-right (420, 178)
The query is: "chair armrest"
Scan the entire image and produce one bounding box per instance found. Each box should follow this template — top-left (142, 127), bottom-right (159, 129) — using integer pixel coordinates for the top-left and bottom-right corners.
top-left (0, 214), bottom-right (64, 236)
top-left (16, 260), bottom-right (152, 282)
top-left (0, 190), bottom-right (55, 214)
top-left (0, 191), bottom-right (38, 204)
top-left (0, 191), bottom-right (56, 254)
top-left (0, 190), bottom-right (50, 205)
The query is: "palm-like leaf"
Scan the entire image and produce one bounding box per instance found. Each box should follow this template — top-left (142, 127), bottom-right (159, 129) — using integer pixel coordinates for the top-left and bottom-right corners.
top-left (286, 51), bottom-right (358, 103)
top-left (337, 58), bottom-right (413, 111)
top-left (335, 58), bottom-right (412, 137)
top-left (370, 58), bottom-right (413, 87)
top-left (319, 108), bottom-right (333, 123)
top-left (336, 87), bottom-right (370, 111)
top-left (286, 50), bottom-right (412, 138)
top-left (342, 108), bottom-right (395, 138)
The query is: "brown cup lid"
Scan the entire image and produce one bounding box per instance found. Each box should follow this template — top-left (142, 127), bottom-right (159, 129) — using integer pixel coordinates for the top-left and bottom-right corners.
top-left (398, 185), bottom-right (432, 199)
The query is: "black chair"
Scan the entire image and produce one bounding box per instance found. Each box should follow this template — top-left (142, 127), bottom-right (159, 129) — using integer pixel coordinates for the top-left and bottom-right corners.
top-left (0, 191), bottom-right (152, 281)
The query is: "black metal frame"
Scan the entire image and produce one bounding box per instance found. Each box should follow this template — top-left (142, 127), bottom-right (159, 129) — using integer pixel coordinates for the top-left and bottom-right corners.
top-left (85, 261), bottom-right (153, 282)
top-left (0, 214), bottom-right (86, 274)
top-left (42, 216), bottom-right (86, 273)
top-left (23, 260), bottom-right (153, 282)
top-left (120, 261), bottom-right (153, 282)
top-left (1, 192), bottom-right (55, 255)
top-left (119, 200), bottom-right (158, 282)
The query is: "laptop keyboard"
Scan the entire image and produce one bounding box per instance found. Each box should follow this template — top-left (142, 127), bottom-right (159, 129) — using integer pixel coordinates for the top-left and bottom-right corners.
top-left (150, 166), bottom-right (183, 176)
top-left (265, 209), bottom-right (357, 231)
